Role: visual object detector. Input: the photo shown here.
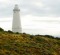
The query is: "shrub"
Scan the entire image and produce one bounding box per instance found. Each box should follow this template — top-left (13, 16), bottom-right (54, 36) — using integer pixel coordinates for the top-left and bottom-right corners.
top-left (15, 32), bottom-right (19, 34)
top-left (44, 35), bottom-right (54, 39)
top-left (36, 37), bottom-right (45, 42)
top-left (0, 27), bottom-right (4, 31)
top-left (30, 35), bottom-right (34, 39)
top-left (8, 30), bottom-right (13, 33)
top-left (55, 37), bottom-right (60, 40)
top-left (23, 33), bottom-right (26, 34)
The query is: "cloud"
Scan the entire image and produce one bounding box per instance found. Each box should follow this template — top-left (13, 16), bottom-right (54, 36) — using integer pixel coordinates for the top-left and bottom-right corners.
top-left (0, 0), bottom-right (60, 17)
top-left (21, 0), bottom-right (60, 17)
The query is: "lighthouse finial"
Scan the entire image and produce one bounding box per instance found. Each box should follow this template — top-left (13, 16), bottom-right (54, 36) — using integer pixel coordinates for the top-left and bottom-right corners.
top-left (13, 4), bottom-right (20, 11)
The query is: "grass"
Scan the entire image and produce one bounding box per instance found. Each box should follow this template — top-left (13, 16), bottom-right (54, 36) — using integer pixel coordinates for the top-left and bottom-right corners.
top-left (0, 28), bottom-right (60, 55)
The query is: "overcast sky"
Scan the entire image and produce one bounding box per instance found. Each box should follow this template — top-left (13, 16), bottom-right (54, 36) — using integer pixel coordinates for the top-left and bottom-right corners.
top-left (0, 0), bottom-right (60, 37)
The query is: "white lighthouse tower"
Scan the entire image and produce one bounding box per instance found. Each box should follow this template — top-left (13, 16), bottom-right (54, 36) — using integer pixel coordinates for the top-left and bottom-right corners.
top-left (12, 4), bottom-right (22, 33)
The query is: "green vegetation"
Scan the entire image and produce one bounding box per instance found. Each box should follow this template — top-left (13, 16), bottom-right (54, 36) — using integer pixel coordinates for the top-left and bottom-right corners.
top-left (0, 28), bottom-right (60, 55)
top-left (0, 27), bottom-right (4, 31)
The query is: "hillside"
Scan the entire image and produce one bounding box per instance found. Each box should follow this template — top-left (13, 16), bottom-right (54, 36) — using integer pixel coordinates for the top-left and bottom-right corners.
top-left (0, 28), bottom-right (60, 55)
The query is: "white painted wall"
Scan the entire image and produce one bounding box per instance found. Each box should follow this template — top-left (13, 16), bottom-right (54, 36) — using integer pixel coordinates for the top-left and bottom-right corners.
top-left (12, 5), bottom-right (22, 33)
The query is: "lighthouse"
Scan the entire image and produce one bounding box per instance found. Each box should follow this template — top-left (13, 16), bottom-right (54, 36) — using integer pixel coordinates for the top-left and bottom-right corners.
top-left (12, 4), bottom-right (22, 33)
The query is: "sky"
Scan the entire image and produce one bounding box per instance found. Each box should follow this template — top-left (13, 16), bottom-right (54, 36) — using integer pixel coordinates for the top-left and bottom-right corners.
top-left (0, 0), bottom-right (60, 37)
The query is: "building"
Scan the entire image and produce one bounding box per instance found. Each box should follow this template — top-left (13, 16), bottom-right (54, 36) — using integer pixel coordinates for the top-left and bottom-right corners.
top-left (12, 4), bottom-right (22, 33)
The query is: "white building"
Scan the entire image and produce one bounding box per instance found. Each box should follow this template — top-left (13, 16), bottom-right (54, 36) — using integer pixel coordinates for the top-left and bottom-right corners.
top-left (12, 4), bottom-right (22, 33)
